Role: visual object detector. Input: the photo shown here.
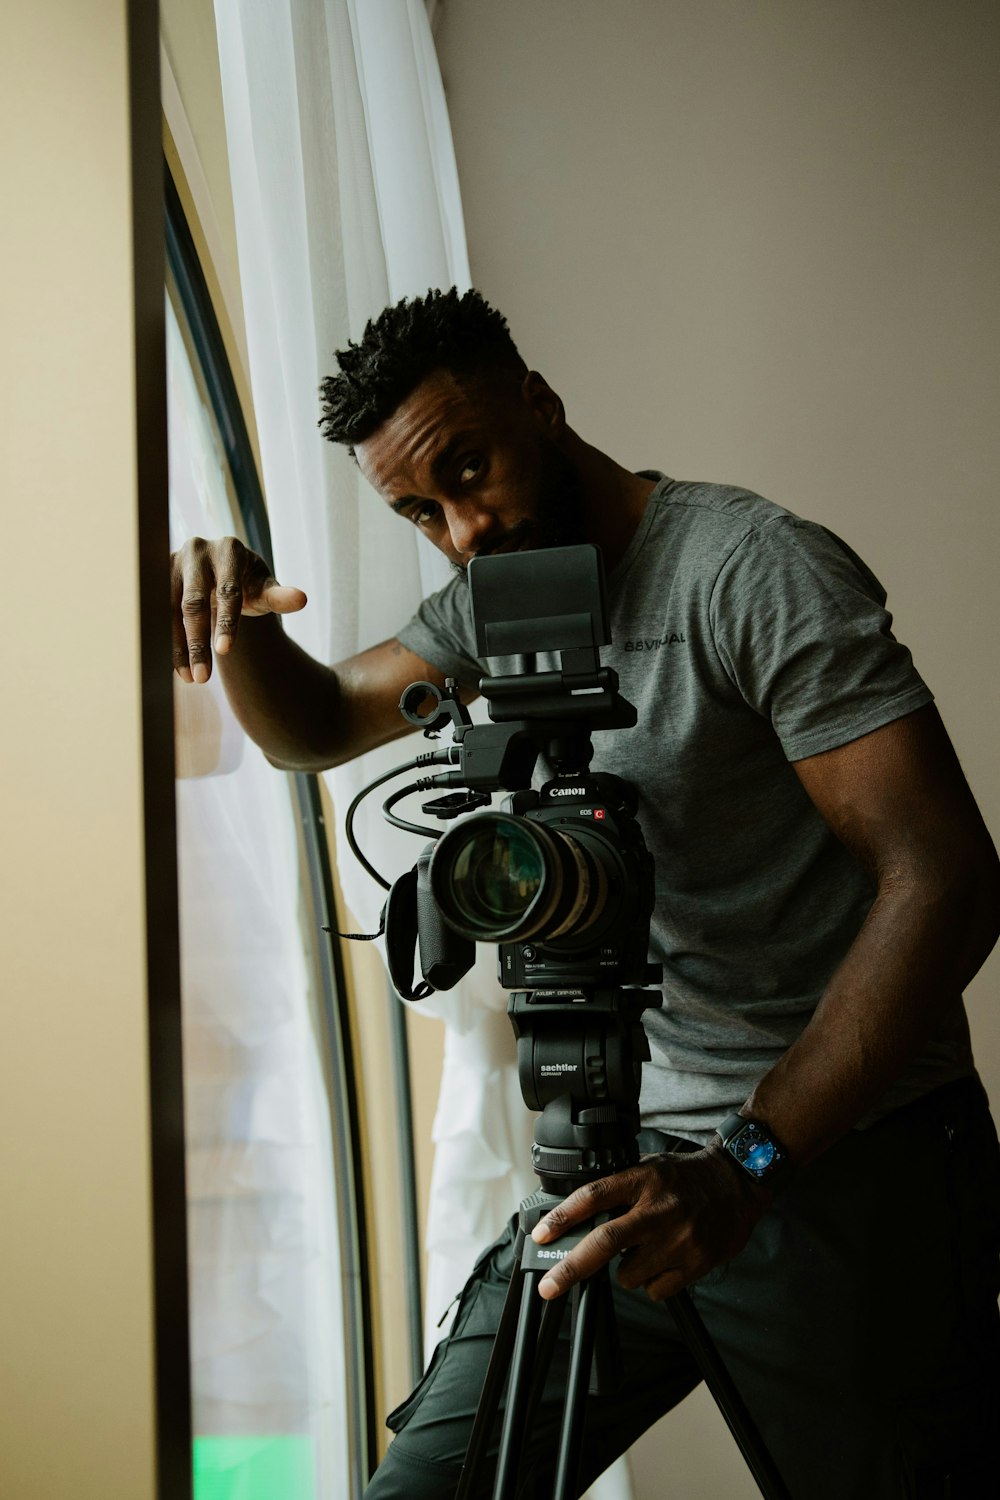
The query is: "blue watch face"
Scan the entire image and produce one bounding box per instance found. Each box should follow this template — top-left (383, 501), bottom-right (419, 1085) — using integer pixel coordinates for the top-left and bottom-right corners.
top-left (728, 1123), bottom-right (782, 1178)
top-left (744, 1140), bottom-right (775, 1175)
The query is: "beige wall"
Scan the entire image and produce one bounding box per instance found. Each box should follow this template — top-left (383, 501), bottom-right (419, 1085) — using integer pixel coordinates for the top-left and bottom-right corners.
top-left (436, 0), bottom-right (999, 1085)
top-left (435, 2), bottom-right (999, 1494)
top-left (0, 2), bottom-right (184, 1499)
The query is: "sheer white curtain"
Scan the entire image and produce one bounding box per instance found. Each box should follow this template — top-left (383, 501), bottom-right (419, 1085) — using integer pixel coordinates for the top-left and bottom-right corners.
top-left (213, 7), bottom-right (631, 1495)
top-left (168, 291), bottom-right (347, 1498)
top-left (212, 0), bottom-right (536, 1349)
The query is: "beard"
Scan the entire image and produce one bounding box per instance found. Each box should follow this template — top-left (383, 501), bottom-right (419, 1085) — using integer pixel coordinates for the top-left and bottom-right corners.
top-left (450, 442), bottom-right (587, 578)
top-left (531, 442), bottom-right (588, 549)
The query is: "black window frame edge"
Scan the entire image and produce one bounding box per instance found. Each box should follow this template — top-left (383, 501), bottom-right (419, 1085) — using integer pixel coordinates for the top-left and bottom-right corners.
top-left (164, 162), bottom-right (391, 1489)
top-left (131, 8), bottom-right (192, 1498)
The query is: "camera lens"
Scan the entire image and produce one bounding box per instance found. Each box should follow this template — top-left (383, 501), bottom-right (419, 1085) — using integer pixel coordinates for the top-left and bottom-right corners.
top-left (429, 811), bottom-right (610, 943)
top-left (437, 817), bottom-right (543, 935)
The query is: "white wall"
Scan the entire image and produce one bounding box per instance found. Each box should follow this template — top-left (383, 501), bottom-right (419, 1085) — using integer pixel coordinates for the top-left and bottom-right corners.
top-left (436, 3), bottom-right (999, 1495)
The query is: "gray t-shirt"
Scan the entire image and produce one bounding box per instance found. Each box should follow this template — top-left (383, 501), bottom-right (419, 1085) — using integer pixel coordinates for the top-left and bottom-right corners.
top-left (396, 474), bottom-right (974, 1142)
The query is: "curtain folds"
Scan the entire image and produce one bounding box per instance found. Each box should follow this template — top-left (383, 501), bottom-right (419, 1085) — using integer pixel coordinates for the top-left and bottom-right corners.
top-left (168, 288), bottom-right (348, 1497)
top-left (213, 0), bottom-right (536, 1356)
top-left (213, 7), bottom-right (632, 1495)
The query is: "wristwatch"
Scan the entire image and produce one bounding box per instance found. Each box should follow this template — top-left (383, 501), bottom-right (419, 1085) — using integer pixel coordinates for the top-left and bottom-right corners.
top-left (716, 1113), bottom-right (792, 1191)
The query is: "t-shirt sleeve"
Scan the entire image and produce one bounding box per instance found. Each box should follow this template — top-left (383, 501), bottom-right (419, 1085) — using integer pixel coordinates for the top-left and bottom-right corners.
top-left (709, 515), bottom-right (934, 760)
top-left (395, 576), bottom-right (485, 691)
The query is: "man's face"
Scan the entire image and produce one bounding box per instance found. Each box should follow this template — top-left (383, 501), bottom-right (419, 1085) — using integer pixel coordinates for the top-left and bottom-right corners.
top-left (354, 367), bottom-right (585, 573)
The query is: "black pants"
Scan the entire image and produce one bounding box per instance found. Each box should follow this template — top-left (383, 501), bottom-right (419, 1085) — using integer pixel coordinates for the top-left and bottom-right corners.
top-left (366, 1078), bottom-right (1000, 1499)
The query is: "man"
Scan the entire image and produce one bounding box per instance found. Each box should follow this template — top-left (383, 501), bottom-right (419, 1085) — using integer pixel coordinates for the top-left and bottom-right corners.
top-left (172, 289), bottom-right (1000, 1497)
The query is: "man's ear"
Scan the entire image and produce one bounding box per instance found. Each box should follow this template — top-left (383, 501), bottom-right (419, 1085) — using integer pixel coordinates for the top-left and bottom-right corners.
top-left (520, 370), bottom-right (566, 438)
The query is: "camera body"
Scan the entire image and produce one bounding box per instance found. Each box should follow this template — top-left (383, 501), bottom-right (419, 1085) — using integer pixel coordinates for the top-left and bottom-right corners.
top-left (406, 767), bottom-right (658, 996)
top-left (496, 773), bottom-right (656, 991)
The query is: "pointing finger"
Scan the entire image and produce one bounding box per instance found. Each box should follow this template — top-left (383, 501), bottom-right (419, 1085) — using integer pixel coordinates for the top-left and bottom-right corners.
top-left (262, 581), bottom-right (308, 614)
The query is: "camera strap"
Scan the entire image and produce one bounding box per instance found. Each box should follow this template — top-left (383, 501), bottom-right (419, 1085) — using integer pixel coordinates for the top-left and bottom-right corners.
top-left (384, 865), bottom-right (435, 1002)
top-left (323, 864), bottom-right (433, 1000)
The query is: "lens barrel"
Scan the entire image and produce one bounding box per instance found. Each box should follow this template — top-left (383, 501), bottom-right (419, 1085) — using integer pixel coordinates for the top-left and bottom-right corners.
top-left (428, 811), bottom-right (610, 944)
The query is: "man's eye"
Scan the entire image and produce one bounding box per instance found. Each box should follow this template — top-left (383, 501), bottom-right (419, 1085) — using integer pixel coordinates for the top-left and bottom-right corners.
top-left (412, 502), bottom-right (439, 524)
top-left (459, 456), bottom-right (482, 483)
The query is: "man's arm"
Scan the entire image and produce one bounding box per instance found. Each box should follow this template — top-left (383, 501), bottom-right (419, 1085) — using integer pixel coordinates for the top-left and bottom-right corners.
top-left (742, 702), bottom-right (1000, 1163)
top-left (172, 535), bottom-right (473, 771)
top-left (529, 704), bottom-right (1000, 1300)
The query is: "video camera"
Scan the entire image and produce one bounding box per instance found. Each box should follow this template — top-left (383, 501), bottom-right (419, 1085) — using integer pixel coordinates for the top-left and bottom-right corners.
top-left (341, 544), bottom-right (662, 1190)
top-left (378, 545), bottom-right (660, 1001)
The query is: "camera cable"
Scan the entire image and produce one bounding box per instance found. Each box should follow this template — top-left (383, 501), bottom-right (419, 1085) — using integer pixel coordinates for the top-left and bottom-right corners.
top-left (325, 746), bottom-right (460, 941)
top-left (381, 781), bottom-right (450, 839)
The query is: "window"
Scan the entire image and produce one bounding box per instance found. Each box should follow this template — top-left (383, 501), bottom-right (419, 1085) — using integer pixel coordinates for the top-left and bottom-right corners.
top-left (166, 170), bottom-right (375, 1500)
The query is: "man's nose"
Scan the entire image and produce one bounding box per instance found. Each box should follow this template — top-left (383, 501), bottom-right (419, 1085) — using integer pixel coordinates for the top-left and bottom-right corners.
top-left (446, 502), bottom-right (502, 558)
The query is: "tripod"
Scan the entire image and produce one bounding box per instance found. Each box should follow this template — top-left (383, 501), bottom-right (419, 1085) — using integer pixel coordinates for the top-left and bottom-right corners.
top-left (453, 986), bottom-right (793, 1500)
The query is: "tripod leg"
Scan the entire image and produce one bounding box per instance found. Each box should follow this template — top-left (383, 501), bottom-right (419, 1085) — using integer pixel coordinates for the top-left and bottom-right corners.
top-left (492, 1269), bottom-right (545, 1498)
top-left (672, 1289), bottom-right (793, 1500)
top-left (587, 1269), bottom-right (622, 1396)
top-left (552, 1274), bottom-right (602, 1500)
top-left (456, 1237), bottom-right (534, 1500)
top-left (521, 1294), bottom-right (569, 1445)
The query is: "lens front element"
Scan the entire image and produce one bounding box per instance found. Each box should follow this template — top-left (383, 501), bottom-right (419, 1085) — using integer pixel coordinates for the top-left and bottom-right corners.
top-left (429, 811), bottom-right (610, 945)
top-left (447, 818), bottom-right (544, 935)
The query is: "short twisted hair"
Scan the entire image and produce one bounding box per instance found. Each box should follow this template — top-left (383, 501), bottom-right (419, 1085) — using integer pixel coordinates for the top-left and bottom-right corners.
top-left (318, 287), bottom-right (527, 452)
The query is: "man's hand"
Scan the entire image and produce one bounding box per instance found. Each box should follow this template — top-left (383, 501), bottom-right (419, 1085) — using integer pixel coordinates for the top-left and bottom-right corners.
top-left (171, 536), bottom-right (307, 684)
top-left (530, 1146), bottom-right (769, 1302)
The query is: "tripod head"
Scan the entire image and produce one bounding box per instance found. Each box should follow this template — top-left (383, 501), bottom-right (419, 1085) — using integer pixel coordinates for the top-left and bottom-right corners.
top-left (510, 984), bottom-right (662, 1195)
